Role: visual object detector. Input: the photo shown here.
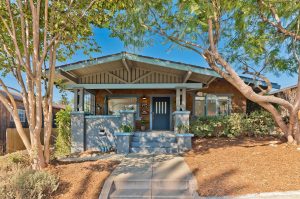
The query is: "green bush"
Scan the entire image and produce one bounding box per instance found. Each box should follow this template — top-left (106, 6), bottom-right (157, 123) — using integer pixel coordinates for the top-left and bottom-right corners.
top-left (190, 116), bottom-right (226, 137)
top-left (13, 169), bottom-right (59, 199)
top-left (244, 110), bottom-right (275, 136)
top-left (55, 106), bottom-right (72, 158)
top-left (190, 110), bottom-right (276, 138)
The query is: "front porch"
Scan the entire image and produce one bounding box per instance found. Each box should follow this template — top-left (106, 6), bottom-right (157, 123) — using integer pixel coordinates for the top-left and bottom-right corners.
top-left (56, 52), bottom-right (251, 153)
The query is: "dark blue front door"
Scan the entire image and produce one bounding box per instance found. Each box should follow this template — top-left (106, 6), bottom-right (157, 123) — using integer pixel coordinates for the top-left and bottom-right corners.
top-left (152, 97), bottom-right (170, 130)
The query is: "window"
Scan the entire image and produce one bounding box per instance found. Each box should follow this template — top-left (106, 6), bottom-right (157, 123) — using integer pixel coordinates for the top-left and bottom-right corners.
top-left (194, 96), bottom-right (205, 116)
top-left (11, 109), bottom-right (26, 123)
top-left (107, 97), bottom-right (138, 116)
top-left (84, 91), bottom-right (95, 114)
top-left (194, 94), bottom-right (231, 116)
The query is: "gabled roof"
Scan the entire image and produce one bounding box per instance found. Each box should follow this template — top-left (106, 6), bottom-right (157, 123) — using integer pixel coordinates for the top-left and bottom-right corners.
top-left (56, 52), bottom-right (280, 89)
top-left (270, 84), bottom-right (297, 94)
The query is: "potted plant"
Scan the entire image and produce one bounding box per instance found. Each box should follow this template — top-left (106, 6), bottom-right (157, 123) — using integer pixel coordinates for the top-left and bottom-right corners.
top-left (140, 120), bottom-right (146, 131)
top-left (177, 124), bottom-right (189, 134)
top-left (119, 124), bottom-right (134, 133)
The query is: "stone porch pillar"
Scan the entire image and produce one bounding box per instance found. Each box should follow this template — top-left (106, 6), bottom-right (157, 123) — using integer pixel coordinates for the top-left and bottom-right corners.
top-left (173, 111), bottom-right (190, 133)
top-left (71, 111), bottom-right (85, 153)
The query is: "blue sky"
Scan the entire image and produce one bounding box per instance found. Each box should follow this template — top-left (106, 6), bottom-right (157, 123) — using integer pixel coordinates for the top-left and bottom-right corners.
top-left (2, 28), bottom-right (298, 103)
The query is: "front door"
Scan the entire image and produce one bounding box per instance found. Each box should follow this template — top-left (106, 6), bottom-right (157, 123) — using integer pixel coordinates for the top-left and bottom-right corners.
top-left (152, 97), bottom-right (170, 130)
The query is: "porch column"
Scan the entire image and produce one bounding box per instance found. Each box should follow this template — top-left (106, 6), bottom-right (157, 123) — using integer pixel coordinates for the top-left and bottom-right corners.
top-left (176, 88), bottom-right (186, 111)
top-left (73, 88), bottom-right (85, 111)
top-left (78, 88), bottom-right (85, 111)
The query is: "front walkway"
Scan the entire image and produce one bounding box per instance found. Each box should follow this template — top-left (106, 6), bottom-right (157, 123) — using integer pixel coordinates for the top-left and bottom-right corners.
top-left (99, 154), bottom-right (199, 199)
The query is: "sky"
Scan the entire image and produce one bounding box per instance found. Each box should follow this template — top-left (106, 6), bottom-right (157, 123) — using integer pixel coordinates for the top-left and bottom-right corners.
top-left (2, 28), bottom-right (298, 103)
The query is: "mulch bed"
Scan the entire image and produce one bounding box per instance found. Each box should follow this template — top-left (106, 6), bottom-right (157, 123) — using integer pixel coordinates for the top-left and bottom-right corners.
top-left (184, 137), bottom-right (300, 196)
top-left (49, 159), bottom-right (120, 199)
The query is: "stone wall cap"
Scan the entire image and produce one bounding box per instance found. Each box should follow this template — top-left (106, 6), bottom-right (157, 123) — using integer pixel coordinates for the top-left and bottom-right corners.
top-left (114, 132), bottom-right (134, 136)
top-left (71, 111), bottom-right (85, 115)
top-left (173, 111), bottom-right (191, 115)
top-left (85, 115), bottom-right (121, 119)
top-left (119, 110), bottom-right (136, 113)
top-left (176, 133), bottom-right (194, 137)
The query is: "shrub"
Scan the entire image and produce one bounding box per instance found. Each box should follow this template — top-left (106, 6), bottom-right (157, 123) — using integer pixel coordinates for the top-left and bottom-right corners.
top-left (0, 151), bottom-right (30, 172)
top-left (55, 106), bottom-right (72, 158)
top-left (190, 116), bottom-right (226, 137)
top-left (190, 110), bottom-right (276, 138)
top-left (13, 169), bottom-right (59, 199)
top-left (224, 113), bottom-right (246, 138)
top-left (244, 110), bottom-right (275, 136)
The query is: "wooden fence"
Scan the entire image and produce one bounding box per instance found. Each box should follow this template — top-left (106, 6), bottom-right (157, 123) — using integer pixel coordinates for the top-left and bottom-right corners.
top-left (6, 128), bottom-right (57, 153)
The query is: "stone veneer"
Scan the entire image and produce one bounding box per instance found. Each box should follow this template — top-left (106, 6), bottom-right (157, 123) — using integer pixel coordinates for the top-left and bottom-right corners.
top-left (71, 110), bottom-right (135, 153)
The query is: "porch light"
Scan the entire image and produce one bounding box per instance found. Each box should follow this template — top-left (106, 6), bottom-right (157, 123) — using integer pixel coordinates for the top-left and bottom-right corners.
top-left (142, 96), bottom-right (147, 100)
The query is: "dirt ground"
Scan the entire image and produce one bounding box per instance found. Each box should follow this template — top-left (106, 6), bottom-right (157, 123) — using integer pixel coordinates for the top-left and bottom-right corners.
top-left (49, 159), bottom-right (120, 199)
top-left (184, 137), bottom-right (300, 196)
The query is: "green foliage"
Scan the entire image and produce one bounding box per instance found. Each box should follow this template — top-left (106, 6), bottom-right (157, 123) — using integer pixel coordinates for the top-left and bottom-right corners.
top-left (55, 106), bottom-right (72, 158)
top-left (120, 124), bottom-right (134, 132)
top-left (0, 151), bottom-right (58, 199)
top-left (13, 170), bottom-right (59, 199)
top-left (177, 124), bottom-right (190, 134)
top-left (244, 110), bottom-right (275, 137)
top-left (190, 111), bottom-right (276, 138)
top-left (0, 151), bottom-right (30, 172)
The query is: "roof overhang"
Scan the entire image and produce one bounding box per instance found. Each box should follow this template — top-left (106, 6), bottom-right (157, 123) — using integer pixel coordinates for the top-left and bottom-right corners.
top-left (56, 52), bottom-right (281, 89)
top-left (66, 83), bottom-right (203, 90)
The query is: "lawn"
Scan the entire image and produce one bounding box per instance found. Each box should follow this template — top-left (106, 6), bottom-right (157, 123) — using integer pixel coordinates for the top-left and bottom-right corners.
top-left (184, 137), bottom-right (300, 196)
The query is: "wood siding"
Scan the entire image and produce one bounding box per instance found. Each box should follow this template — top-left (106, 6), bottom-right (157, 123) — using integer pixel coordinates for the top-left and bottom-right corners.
top-left (79, 67), bottom-right (183, 84)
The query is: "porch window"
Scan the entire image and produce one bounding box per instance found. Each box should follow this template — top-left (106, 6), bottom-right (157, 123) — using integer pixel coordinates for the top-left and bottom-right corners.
top-left (84, 91), bottom-right (95, 115)
top-left (194, 94), bottom-right (231, 116)
top-left (107, 97), bottom-right (138, 116)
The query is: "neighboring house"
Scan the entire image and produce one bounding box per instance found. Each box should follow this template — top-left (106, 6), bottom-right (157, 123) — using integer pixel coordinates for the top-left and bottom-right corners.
top-left (55, 52), bottom-right (280, 153)
top-left (271, 85), bottom-right (298, 117)
top-left (0, 90), bottom-right (64, 153)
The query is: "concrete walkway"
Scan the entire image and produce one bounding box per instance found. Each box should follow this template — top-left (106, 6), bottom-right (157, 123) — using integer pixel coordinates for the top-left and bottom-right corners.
top-left (99, 154), bottom-right (199, 199)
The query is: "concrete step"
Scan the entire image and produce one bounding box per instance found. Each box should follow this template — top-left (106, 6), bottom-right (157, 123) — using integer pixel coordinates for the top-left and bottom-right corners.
top-left (114, 180), bottom-right (151, 190)
top-left (113, 179), bottom-right (189, 190)
top-left (132, 136), bottom-right (177, 143)
top-left (130, 147), bottom-right (178, 154)
top-left (133, 132), bottom-right (176, 138)
top-left (131, 141), bottom-right (177, 148)
top-left (152, 180), bottom-right (189, 190)
top-left (109, 189), bottom-right (150, 199)
top-left (152, 189), bottom-right (194, 199)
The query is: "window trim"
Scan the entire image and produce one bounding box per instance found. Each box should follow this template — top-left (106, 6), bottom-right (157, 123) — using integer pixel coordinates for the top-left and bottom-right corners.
top-left (106, 95), bottom-right (140, 118)
top-left (193, 94), bottom-right (232, 117)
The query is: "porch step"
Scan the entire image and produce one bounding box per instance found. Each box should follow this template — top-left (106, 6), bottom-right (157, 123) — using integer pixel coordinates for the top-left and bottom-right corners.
top-left (131, 141), bottom-right (177, 148)
top-left (130, 131), bottom-right (178, 154)
top-left (130, 147), bottom-right (178, 154)
top-left (132, 136), bottom-right (177, 143)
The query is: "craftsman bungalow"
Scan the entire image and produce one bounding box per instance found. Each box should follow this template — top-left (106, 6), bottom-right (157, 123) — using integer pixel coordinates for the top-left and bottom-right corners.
top-left (55, 52), bottom-right (280, 153)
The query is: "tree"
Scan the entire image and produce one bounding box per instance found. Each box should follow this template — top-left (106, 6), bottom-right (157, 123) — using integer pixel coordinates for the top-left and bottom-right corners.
top-left (110, 0), bottom-right (300, 143)
top-left (0, 0), bottom-right (125, 169)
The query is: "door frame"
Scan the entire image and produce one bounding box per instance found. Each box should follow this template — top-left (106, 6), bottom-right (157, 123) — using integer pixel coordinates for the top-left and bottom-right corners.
top-left (149, 94), bottom-right (174, 130)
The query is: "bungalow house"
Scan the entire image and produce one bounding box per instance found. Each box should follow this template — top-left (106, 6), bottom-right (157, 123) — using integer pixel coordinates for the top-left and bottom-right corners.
top-left (55, 52), bottom-right (280, 153)
top-left (0, 90), bottom-right (64, 153)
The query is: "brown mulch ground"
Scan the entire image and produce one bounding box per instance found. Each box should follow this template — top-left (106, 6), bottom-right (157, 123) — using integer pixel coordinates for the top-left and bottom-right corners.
top-left (184, 137), bottom-right (300, 196)
top-left (48, 159), bottom-right (120, 199)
